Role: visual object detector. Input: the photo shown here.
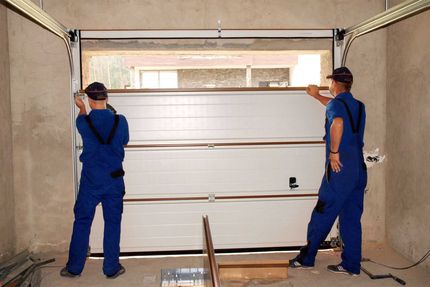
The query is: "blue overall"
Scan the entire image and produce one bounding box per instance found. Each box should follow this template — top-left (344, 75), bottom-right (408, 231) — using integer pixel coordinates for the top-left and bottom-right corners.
top-left (295, 92), bottom-right (367, 274)
top-left (67, 109), bottom-right (129, 276)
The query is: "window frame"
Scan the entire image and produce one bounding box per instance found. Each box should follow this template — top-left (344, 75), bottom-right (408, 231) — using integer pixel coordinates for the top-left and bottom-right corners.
top-left (75, 29), bottom-right (340, 93)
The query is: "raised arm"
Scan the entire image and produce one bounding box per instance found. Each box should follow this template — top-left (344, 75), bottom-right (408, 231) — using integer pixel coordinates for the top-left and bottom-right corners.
top-left (306, 85), bottom-right (333, 106)
top-left (75, 96), bottom-right (87, 115)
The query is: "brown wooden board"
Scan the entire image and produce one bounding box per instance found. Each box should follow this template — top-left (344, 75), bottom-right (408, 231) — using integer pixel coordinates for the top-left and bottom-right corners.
top-left (218, 260), bottom-right (288, 280)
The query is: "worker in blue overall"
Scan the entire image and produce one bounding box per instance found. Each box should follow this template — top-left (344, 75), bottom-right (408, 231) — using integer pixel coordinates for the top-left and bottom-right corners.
top-left (289, 67), bottom-right (367, 276)
top-left (61, 82), bottom-right (129, 279)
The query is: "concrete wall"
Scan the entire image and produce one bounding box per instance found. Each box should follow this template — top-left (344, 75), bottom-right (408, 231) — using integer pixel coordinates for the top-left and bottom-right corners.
top-left (178, 68), bottom-right (289, 88)
top-left (179, 69), bottom-right (247, 88)
top-left (386, 4), bottom-right (430, 271)
top-left (348, 28), bottom-right (387, 246)
top-left (0, 1), bottom-right (16, 261)
top-left (7, 0), bottom-right (387, 253)
top-left (252, 68), bottom-right (289, 87)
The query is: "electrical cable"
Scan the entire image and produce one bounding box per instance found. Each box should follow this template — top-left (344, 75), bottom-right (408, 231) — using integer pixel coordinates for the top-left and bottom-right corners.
top-left (362, 248), bottom-right (430, 270)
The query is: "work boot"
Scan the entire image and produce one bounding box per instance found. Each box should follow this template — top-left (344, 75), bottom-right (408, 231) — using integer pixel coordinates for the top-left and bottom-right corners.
top-left (60, 267), bottom-right (80, 278)
top-left (327, 264), bottom-right (359, 276)
top-left (106, 264), bottom-right (126, 279)
top-left (288, 258), bottom-right (313, 269)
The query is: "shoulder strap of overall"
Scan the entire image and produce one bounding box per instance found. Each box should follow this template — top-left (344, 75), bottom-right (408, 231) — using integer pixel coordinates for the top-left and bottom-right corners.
top-left (85, 115), bottom-right (105, 144)
top-left (106, 115), bottom-right (120, 144)
top-left (356, 100), bottom-right (364, 133)
top-left (335, 98), bottom-right (361, 134)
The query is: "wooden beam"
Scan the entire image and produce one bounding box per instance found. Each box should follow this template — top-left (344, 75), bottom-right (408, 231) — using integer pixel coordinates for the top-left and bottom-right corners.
top-left (219, 260), bottom-right (289, 280)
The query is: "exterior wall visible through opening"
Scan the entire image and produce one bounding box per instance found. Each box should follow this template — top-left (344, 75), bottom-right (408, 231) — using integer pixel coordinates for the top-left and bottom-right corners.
top-left (176, 68), bottom-right (289, 88)
top-left (80, 38), bottom-right (332, 89)
top-left (178, 69), bottom-right (247, 88)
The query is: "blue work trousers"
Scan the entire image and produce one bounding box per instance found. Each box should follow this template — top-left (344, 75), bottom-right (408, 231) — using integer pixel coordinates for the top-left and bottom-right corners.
top-left (66, 180), bottom-right (124, 276)
top-left (301, 155), bottom-right (367, 274)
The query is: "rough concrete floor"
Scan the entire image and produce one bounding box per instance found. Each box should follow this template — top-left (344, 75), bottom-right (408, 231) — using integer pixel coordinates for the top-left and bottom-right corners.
top-left (40, 244), bottom-right (430, 287)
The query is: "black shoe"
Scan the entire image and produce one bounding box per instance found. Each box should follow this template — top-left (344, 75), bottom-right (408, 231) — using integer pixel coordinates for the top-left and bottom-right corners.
top-left (60, 267), bottom-right (80, 278)
top-left (289, 258), bottom-right (313, 269)
top-left (106, 264), bottom-right (126, 279)
top-left (327, 264), bottom-right (359, 276)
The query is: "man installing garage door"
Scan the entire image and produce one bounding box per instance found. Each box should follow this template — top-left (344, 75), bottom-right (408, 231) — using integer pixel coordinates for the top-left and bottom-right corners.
top-left (289, 67), bottom-right (367, 276)
top-left (62, 82), bottom-right (129, 279)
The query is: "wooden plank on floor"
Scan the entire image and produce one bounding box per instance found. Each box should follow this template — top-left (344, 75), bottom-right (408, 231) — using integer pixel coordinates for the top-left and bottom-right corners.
top-left (219, 260), bottom-right (288, 280)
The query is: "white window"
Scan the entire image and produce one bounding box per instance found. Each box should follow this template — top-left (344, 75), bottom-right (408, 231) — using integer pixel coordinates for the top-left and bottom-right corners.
top-left (140, 70), bottom-right (178, 88)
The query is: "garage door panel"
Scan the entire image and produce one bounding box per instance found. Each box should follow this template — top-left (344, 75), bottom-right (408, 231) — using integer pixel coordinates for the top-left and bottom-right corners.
top-left (90, 199), bottom-right (326, 252)
top-left (122, 147), bottom-right (324, 198)
top-left (86, 90), bottom-right (335, 252)
top-left (109, 91), bottom-right (326, 143)
top-left (128, 117), bottom-right (316, 132)
top-left (129, 130), bottom-right (321, 143)
top-left (124, 104), bottom-right (295, 118)
top-left (125, 185), bottom-right (315, 199)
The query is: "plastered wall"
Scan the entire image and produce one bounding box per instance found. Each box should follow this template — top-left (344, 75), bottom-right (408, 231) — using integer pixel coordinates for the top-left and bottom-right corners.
top-left (386, 4), bottom-right (430, 271)
top-left (0, 1), bottom-right (15, 261)
top-left (6, 0), bottom-right (387, 253)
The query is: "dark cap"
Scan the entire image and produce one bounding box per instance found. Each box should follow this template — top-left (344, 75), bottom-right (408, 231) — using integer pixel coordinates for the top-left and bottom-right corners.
top-left (326, 67), bottom-right (353, 83)
top-left (84, 82), bottom-right (108, 100)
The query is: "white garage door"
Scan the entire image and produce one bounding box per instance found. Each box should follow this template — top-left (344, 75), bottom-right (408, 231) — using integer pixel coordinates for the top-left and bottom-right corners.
top-left (79, 89), bottom-right (336, 252)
